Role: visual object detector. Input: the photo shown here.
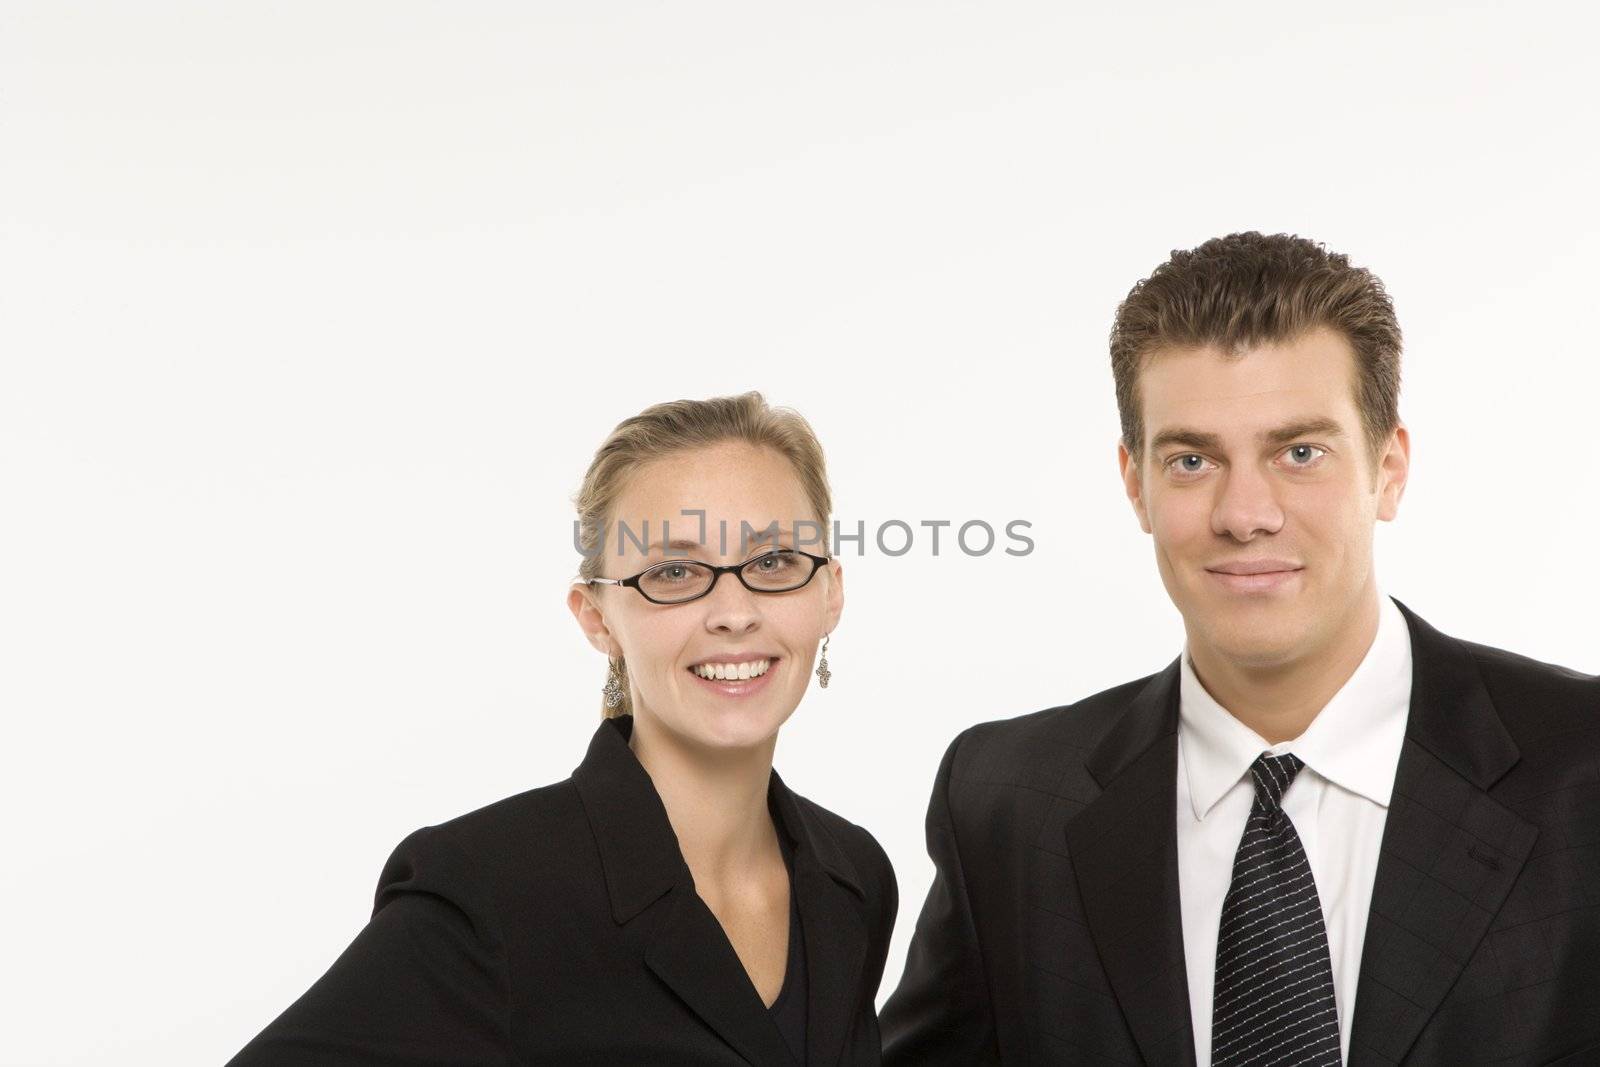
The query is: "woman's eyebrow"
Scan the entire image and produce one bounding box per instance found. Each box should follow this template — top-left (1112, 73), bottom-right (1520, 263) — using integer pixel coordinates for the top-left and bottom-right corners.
top-left (646, 538), bottom-right (712, 556)
top-left (641, 524), bottom-right (796, 557)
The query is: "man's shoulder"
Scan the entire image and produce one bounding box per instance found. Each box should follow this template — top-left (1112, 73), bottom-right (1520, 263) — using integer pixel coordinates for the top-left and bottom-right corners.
top-left (941, 667), bottom-right (1169, 785)
top-left (1458, 634), bottom-right (1599, 709)
top-left (1453, 632), bottom-right (1600, 747)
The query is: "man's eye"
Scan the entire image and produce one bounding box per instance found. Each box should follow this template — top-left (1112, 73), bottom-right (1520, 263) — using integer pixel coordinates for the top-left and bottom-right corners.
top-left (1169, 454), bottom-right (1208, 474)
top-left (1285, 445), bottom-right (1327, 466)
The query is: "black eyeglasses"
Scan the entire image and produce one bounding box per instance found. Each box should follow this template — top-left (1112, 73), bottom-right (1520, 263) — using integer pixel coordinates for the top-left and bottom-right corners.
top-left (582, 548), bottom-right (831, 605)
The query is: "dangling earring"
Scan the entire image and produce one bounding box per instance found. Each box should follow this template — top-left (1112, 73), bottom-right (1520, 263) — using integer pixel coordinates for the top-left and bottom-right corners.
top-left (603, 657), bottom-right (625, 709)
top-left (815, 634), bottom-right (831, 689)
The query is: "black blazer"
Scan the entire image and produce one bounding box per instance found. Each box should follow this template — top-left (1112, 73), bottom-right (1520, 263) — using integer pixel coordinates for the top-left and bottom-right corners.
top-left (880, 597), bottom-right (1600, 1066)
top-left (229, 714), bottom-right (898, 1066)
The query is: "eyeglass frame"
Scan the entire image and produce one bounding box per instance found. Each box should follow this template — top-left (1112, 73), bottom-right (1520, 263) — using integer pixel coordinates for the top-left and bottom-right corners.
top-left (580, 547), bottom-right (833, 606)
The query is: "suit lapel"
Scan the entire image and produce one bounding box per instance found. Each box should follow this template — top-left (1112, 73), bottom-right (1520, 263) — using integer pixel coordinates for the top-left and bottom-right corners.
top-left (1347, 600), bottom-right (1539, 1066)
top-left (771, 770), bottom-right (870, 1067)
top-left (573, 715), bottom-right (798, 1066)
top-left (644, 889), bottom-right (800, 1067)
top-left (1065, 659), bottom-right (1199, 1067)
top-left (574, 716), bottom-right (873, 1066)
top-left (643, 851), bottom-right (870, 1067)
top-left (795, 864), bottom-right (868, 1066)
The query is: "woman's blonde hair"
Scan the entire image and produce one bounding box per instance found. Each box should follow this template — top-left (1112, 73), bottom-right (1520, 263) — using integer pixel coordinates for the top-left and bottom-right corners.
top-left (572, 391), bottom-right (833, 718)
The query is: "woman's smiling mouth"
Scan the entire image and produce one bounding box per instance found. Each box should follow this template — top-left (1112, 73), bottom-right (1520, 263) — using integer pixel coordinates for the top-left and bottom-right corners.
top-left (686, 655), bottom-right (780, 695)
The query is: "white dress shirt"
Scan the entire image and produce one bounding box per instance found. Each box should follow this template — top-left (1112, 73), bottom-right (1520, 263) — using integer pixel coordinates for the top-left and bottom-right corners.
top-left (1177, 592), bottom-right (1412, 1067)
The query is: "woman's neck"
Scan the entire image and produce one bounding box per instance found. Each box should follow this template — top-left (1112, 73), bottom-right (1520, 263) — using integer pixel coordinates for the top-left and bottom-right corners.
top-left (628, 712), bottom-right (781, 884)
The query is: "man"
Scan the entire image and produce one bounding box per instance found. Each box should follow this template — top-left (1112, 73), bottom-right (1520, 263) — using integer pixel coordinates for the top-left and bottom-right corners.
top-left (880, 232), bottom-right (1600, 1065)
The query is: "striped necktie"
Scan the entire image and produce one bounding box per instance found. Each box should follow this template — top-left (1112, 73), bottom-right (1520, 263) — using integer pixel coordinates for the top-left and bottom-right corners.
top-left (1211, 751), bottom-right (1342, 1066)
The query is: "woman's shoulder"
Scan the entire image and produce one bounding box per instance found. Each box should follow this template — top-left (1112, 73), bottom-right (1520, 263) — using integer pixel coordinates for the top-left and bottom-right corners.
top-left (779, 782), bottom-right (899, 969)
top-left (380, 774), bottom-right (596, 901)
top-left (435, 775), bottom-right (586, 841)
top-left (779, 782), bottom-right (897, 903)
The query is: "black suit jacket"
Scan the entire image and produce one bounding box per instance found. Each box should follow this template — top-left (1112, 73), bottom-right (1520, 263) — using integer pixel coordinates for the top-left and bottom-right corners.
top-left (880, 598), bottom-right (1600, 1065)
top-left (229, 714), bottom-right (898, 1066)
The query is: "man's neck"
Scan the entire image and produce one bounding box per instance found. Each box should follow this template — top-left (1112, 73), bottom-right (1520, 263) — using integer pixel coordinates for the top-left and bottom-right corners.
top-left (627, 711), bottom-right (781, 889)
top-left (1186, 587), bottom-right (1383, 746)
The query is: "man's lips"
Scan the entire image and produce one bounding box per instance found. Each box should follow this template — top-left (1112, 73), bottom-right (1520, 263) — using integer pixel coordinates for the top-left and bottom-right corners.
top-left (1205, 560), bottom-right (1302, 594)
top-left (1206, 559), bottom-right (1302, 575)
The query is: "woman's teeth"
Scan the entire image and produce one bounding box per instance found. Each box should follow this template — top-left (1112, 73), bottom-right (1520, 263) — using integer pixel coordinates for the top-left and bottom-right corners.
top-left (690, 658), bottom-right (772, 681)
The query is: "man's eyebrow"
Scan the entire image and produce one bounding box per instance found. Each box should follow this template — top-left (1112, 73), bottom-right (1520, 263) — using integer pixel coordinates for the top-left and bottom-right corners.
top-left (1259, 417), bottom-right (1347, 447)
top-left (1149, 417), bottom-right (1348, 453)
top-left (1148, 427), bottom-right (1222, 453)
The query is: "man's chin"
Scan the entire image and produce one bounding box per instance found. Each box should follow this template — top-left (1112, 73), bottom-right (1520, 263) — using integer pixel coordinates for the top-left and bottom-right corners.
top-left (1190, 613), bottom-right (1311, 671)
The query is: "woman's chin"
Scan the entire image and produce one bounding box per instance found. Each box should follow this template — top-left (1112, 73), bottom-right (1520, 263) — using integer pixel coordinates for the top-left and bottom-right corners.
top-left (700, 710), bottom-right (790, 751)
top-left (665, 700), bottom-right (795, 755)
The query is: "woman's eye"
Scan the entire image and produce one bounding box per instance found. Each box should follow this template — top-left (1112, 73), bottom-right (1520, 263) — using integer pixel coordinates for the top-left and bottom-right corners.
top-left (659, 565), bottom-right (688, 581)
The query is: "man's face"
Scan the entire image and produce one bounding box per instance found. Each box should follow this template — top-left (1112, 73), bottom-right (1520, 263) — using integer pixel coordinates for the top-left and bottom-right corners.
top-left (1117, 326), bottom-right (1409, 670)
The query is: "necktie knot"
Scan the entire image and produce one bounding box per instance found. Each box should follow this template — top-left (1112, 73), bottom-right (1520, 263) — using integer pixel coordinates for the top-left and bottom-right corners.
top-left (1249, 751), bottom-right (1304, 814)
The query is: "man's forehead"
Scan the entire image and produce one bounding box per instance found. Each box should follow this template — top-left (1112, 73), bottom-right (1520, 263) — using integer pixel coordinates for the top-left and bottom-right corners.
top-left (1140, 333), bottom-right (1361, 433)
top-left (1140, 328), bottom-right (1357, 394)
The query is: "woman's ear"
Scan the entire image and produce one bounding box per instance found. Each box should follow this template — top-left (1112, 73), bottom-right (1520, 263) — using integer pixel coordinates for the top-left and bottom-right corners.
top-left (567, 584), bottom-right (621, 657)
top-left (822, 558), bottom-right (844, 635)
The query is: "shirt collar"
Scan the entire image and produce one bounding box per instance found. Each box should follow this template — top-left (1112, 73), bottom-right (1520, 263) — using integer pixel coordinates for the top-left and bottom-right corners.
top-left (1179, 591), bottom-right (1413, 821)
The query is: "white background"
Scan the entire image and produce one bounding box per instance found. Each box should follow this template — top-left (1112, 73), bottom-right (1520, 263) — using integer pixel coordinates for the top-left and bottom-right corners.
top-left (3, 4), bottom-right (1598, 1064)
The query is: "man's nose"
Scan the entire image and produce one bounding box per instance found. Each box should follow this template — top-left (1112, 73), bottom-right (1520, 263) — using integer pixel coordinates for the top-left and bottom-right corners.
top-left (1211, 464), bottom-right (1285, 541)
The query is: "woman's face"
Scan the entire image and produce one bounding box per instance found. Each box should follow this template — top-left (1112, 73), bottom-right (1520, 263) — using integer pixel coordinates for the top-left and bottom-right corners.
top-left (569, 440), bottom-right (843, 754)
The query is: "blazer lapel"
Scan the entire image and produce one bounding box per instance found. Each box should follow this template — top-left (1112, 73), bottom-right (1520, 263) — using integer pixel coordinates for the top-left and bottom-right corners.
top-left (644, 890), bottom-right (800, 1066)
top-left (770, 772), bottom-right (870, 1067)
top-left (573, 715), bottom-right (798, 1066)
top-left (1064, 659), bottom-right (1199, 1067)
top-left (1347, 600), bottom-right (1539, 1066)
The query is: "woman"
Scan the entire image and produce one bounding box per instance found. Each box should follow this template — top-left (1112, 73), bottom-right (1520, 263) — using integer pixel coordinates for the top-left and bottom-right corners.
top-left (228, 391), bottom-right (898, 1066)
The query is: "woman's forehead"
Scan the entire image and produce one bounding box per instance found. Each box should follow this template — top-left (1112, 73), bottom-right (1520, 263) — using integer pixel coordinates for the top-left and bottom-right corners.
top-left (612, 445), bottom-right (813, 528)
top-left (605, 451), bottom-right (816, 564)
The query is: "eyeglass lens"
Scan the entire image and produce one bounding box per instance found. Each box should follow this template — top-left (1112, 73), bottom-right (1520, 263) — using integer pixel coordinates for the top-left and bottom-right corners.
top-left (637, 550), bottom-right (814, 603)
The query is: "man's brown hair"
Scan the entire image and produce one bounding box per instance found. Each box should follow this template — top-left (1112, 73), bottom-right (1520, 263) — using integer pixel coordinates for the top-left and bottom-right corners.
top-left (1110, 231), bottom-right (1402, 472)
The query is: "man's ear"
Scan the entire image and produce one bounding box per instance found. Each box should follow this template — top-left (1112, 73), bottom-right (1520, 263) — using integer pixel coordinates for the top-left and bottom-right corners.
top-left (1375, 424), bottom-right (1411, 522)
top-left (567, 584), bottom-right (621, 657)
top-left (1118, 437), bottom-right (1153, 534)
